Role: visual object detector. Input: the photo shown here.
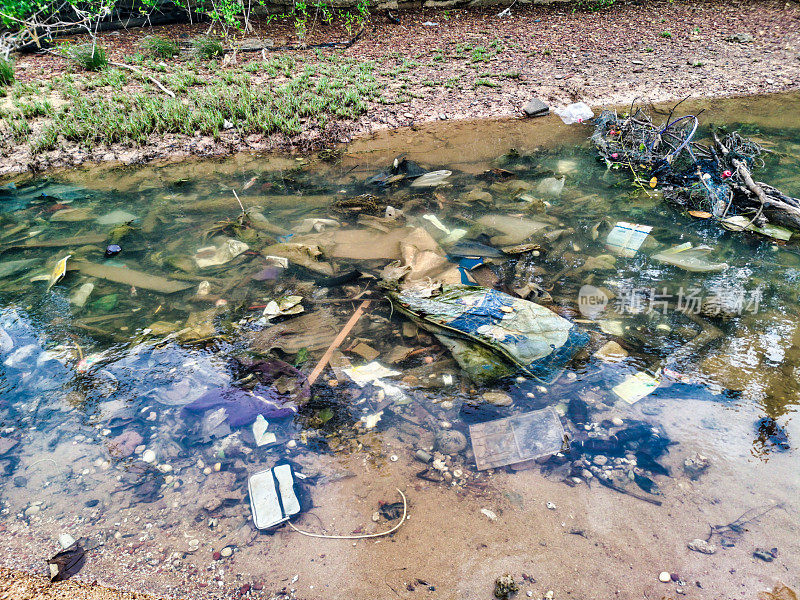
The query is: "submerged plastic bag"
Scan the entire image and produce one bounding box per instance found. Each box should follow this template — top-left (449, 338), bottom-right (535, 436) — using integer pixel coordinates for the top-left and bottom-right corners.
top-left (388, 285), bottom-right (588, 383)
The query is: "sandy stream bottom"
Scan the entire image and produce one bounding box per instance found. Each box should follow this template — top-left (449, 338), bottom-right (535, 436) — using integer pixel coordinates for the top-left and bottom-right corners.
top-left (0, 394), bottom-right (797, 600)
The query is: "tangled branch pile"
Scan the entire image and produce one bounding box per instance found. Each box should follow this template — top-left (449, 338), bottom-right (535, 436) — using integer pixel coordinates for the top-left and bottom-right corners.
top-left (592, 105), bottom-right (800, 238)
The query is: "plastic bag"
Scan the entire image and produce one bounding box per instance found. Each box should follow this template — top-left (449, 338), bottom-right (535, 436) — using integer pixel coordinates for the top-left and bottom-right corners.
top-left (554, 102), bottom-right (595, 125)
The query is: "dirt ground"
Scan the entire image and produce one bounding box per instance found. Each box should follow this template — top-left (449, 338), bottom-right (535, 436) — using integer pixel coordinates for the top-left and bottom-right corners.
top-left (2, 0), bottom-right (800, 176)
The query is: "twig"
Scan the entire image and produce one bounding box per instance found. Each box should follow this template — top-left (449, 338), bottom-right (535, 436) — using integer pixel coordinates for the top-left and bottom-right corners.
top-left (288, 487), bottom-right (407, 539)
top-left (232, 189), bottom-right (246, 215)
top-left (307, 299), bottom-right (371, 384)
top-left (595, 473), bottom-right (662, 506)
top-left (108, 60), bottom-right (175, 98)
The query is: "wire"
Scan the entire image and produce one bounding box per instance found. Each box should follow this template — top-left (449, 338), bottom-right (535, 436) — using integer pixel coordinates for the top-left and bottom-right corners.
top-left (288, 488), bottom-right (407, 540)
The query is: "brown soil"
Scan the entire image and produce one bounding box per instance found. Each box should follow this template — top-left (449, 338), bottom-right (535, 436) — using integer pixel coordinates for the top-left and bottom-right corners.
top-left (3, 0), bottom-right (800, 177)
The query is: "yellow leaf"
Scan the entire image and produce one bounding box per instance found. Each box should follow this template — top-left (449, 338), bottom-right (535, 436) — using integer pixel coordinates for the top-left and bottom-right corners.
top-left (688, 210), bottom-right (713, 219)
top-left (649, 177), bottom-right (658, 188)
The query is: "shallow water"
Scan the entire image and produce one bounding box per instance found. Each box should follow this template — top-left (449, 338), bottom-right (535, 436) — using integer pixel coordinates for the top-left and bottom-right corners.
top-left (1, 93), bottom-right (799, 599)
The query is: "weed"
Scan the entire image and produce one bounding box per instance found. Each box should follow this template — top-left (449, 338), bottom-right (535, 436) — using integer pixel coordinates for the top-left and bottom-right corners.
top-left (572, 0), bottom-right (615, 11)
top-left (470, 46), bottom-right (489, 63)
top-left (141, 35), bottom-right (179, 59)
top-left (192, 36), bottom-right (224, 60)
top-left (60, 43), bottom-right (108, 71)
top-left (660, 30), bottom-right (672, 38)
top-left (0, 57), bottom-right (14, 86)
top-left (474, 78), bottom-right (500, 88)
top-left (2, 114), bottom-right (30, 143)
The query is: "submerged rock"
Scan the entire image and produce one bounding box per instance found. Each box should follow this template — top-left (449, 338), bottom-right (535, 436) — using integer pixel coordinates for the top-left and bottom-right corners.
top-left (96, 209), bottom-right (137, 226)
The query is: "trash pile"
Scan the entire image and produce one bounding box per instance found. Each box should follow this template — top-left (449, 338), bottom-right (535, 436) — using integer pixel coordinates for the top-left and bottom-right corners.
top-left (592, 105), bottom-right (800, 240)
top-left (8, 139), bottom-right (797, 547)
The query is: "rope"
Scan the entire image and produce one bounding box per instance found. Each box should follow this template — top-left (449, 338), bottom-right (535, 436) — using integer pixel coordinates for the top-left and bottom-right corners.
top-left (288, 488), bottom-right (407, 540)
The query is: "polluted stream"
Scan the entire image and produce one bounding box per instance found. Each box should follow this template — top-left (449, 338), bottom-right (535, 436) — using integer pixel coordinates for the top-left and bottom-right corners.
top-left (1, 93), bottom-right (799, 599)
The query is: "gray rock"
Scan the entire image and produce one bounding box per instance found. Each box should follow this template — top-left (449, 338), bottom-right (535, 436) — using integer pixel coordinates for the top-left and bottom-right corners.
top-left (522, 98), bottom-right (550, 118)
top-left (683, 452), bottom-right (711, 480)
top-left (726, 32), bottom-right (754, 43)
top-left (435, 429), bottom-right (468, 454)
top-left (687, 538), bottom-right (717, 554)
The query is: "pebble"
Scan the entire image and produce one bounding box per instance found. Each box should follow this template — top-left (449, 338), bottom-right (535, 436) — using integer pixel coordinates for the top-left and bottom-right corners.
top-left (546, 502), bottom-right (556, 510)
top-left (687, 538), bottom-right (717, 554)
top-left (611, 417), bottom-right (624, 427)
top-left (482, 391), bottom-right (513, 406)
top-left (390, 454), bottom-right (399, 462)
top-left (220, 546), bottom-right (234, 558)
top-left (24, 505), bottom-right (40, 517)
top-left (213, 462), bottom-right (221, 472)
top-left (659, 572), bottom-right (671, 583)
top-left (593, 455), bottom-right (608, 466)
top-left (142, 449), bottom-right (156, 463)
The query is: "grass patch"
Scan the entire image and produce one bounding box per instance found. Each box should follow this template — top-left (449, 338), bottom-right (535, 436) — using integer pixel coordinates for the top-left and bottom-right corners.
top-left (141, 35), bottom-right (179, 59)
top-left (31, 59), bottom-right (381, 152)
top-left (60, 43), bottom-right (108, 71)
top-left (192, 36), bottom-right (224, 60)
top-left (0, 57), bottom-right (14, 86)
top-left (474, 78), bottom-right (501, 88)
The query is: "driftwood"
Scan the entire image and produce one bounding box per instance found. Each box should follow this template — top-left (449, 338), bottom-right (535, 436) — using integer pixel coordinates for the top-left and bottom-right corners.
top-left (228, 26), bottom-right (365, 55)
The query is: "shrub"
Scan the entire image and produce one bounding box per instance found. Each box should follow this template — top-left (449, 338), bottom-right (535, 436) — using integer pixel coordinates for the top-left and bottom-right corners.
top-left (192, 36), bottom-right (224, 60)
top-left (61, 43), bottom-right (108, 71)
top-left (0, 57), bottom-right (13, 86)
top-left (141, 35), bottom-right (179, 59)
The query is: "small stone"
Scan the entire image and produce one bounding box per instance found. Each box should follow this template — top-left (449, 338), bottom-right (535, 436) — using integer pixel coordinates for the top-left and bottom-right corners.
top-left (482, 391), bottom-right (513, 407)
top-left (683, 452), bottom-right (711, 480)
top-left (372, 511), bottom-right (380, 522)
top-left (220, 546), bottom-right (234, 558)
top-left (593, 455), bottom-right (608, 466)
top-left (659, 572), bottom-right (671, 583)
top-left (546, 502), bottom-right (556, 510)
top-left (141, 449), bottom-right (156, 463)
top-left (494, 573), bottom-right (518, 599)
top-left (687, 539), bottom-right (717, 554)
top-left (58, 533), bottom-right (76, 549)
top-left (24, 505), bottom-right (40, 517)
top-left (390, 454), bottom-right (398, 462)
top-left (522, 98), bottom-right (550, 118)
top-left (213, 462), bottom-right (221, 472)
top-left (611, 417), bottom-right (624, 427)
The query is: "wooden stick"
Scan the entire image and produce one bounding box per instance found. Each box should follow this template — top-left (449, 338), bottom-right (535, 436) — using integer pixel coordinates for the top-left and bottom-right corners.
top-left (109, 61), bottom-right (176, 98)
top-left (307, 299), bottom-right (371, 385)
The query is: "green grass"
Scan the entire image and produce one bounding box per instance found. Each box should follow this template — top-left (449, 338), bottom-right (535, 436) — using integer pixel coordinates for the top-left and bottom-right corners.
top-left (0, 57), bottom-right (14, 86)
top-left (192, 36), bottom-right (224, 60)
top-left (660, 30), bottom-right (673, 39)
top-left (141, 35), bottom-right (179, 59)
top-left (30, 59), bottom-right (381, 152)
top-left (60, 43), bottom-right (108, 71)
